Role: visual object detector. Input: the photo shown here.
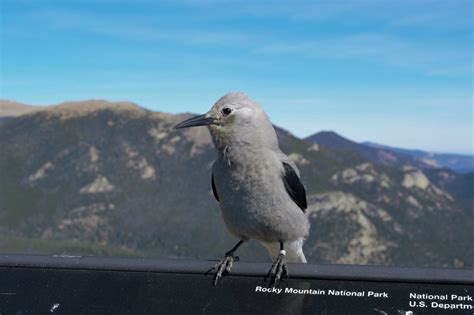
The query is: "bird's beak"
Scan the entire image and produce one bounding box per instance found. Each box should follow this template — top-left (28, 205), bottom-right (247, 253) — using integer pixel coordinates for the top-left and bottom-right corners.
top-left (173, 114), bottom-right (216, 129)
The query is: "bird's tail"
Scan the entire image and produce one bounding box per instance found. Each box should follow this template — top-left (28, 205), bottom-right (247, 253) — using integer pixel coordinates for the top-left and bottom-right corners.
top-left (260, 238), bottom-right (307, 263)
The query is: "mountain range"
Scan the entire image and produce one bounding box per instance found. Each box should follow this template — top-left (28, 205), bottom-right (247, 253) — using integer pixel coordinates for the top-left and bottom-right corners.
top-left (0, 99), bottom-right (472, 268)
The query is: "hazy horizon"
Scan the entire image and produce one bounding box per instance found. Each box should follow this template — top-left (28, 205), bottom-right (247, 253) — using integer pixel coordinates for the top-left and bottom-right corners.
top-left (1, 0), bottom-right (472, 154)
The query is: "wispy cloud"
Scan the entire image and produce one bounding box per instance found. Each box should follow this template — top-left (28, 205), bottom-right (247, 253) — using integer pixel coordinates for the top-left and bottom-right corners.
top-left (426, 66), bottom-right (473, 77)
top-left (256, 33), bottom-right (472, 77)
top-left (391, 2), bottom-right (472, 29)
top-left (217, 0), bottom-right (472, 28)
top-left (35, 9), bottom-right (250, 45)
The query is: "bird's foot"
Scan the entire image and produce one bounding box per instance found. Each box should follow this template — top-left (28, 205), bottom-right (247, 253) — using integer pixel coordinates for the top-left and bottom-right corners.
top-left (265, 250), bottom-right (289, 287)
top-left (207, 252), bottom-right (239, 286)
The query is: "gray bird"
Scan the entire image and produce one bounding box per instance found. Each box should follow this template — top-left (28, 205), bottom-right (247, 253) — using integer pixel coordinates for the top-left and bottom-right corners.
top-left (174, 92), bottom-right (310, 286)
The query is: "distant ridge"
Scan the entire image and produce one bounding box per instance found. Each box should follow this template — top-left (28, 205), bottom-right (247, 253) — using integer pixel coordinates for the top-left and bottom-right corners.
top-left (305, 131), bottom-right (428, 169)
top-left (306, 131), bottom-right (473, 174)
top-left (305, 131), bottom-right (362, 151)
top-left (0, 99), bottom-right (43, 118)
top-left (363, 141), bottom-right (474, 174)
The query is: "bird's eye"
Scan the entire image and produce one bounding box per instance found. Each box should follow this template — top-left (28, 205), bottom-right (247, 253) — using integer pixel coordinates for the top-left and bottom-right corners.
top-left (222, 108), bottom-right (232, 116)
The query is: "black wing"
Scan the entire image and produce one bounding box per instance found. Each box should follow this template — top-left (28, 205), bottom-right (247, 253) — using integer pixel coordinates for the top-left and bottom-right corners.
top-left (282, 162), bottom-right (307, 212)
top-left (211, 172), bottom-right (219, 202)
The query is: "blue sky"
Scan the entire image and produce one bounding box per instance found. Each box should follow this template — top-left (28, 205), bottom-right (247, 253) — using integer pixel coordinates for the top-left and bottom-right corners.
top-left (1, 0), bottom-right (472, 154)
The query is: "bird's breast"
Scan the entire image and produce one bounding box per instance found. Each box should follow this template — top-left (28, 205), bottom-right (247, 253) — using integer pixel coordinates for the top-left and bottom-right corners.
top-left (212, 149), bottom-right (309, 242)
top-left (215, 148), bottom-right (282, 198)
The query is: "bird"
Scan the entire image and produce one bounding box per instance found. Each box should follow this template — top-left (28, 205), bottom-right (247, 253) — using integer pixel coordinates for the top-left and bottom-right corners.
top-left (174, 92), bottom-right (309, 287)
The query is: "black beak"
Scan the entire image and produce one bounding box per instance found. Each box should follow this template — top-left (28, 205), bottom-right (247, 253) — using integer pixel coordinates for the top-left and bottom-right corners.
top-left (173, 114), bottom-right (215, 129)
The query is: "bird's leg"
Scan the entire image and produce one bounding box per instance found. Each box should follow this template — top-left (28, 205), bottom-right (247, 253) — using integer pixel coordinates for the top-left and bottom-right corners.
top-left (207, 240), bottom-right (244, 286)
top-left (265, 241), bottom-right (289, 287)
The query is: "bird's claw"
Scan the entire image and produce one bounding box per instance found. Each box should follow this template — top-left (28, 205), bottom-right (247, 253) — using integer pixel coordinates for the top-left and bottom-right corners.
top-left (207, 253), bottom-right (238, 285)
top-left (265, 252), bottom-right (289, 287)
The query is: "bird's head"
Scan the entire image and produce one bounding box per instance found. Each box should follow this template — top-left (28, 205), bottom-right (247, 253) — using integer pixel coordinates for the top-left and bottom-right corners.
top-left (174, 92), bottom-right (278, 150)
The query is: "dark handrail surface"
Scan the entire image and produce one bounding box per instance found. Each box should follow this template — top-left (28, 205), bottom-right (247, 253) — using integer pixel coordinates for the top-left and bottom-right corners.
top-left (0, 253), bottom-right (472, 284)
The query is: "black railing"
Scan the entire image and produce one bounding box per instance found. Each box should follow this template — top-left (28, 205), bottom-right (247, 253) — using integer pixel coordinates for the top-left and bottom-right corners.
top-left (1, 254), bottom-right (473, 314)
